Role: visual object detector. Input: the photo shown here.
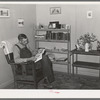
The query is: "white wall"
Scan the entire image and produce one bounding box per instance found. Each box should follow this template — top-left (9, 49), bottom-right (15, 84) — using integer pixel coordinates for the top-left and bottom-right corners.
top-left (0, 4), bottom-right (36, 88)
top-left (36, 4), bottom-right (76, 73)
top-left (36, 4), bottom-right (76, 50)
top-left (76, 4), bottom-right (100, 76)
top-left (36, 4), bottom-right (100, 77)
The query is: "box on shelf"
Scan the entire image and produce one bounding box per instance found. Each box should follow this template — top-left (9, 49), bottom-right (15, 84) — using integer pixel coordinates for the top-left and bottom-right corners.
top-left (61, 24), bottom-right (70, 29)
top-left (48, 21), bottom-right (61, 29)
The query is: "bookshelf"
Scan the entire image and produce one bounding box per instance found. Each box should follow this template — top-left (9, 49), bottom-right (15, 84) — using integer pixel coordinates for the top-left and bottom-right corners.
top-left (35, 26), bottom-right (71, 74)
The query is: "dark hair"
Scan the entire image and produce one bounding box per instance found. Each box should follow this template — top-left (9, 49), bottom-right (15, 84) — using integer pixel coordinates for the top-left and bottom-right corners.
top-left (18, 34), bottom-right (27, 40)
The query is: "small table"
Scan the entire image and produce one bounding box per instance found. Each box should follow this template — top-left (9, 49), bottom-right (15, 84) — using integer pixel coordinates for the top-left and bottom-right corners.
top-left (71, 49), bottom-right (100, 77)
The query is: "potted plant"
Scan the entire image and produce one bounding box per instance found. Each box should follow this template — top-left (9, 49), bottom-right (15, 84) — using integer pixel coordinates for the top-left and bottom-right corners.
top-left (76, 33), bottom-right (97, 52)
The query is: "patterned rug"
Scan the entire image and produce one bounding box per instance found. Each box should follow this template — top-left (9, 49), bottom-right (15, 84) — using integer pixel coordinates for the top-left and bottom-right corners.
top-left (4, 71), bottom-right (100, 89)
top-left (52, 71), bottom-right (100, 89)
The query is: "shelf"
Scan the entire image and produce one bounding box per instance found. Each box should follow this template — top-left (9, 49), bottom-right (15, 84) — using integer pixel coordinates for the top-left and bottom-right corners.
top-left (35, 39), bottom-right (68, 43)
top-left (35, 26), bottom-right (71, 74)
top-left (46, 49), bottom-right (68, 54)
top-left (35, 28), bottom-right (70, 32)
top-left (71, 49), bottom-right (100, 56)
top-left (73, 61), bottom-right (100, 70)
top-left (52, 60), bottom-right (68, 65)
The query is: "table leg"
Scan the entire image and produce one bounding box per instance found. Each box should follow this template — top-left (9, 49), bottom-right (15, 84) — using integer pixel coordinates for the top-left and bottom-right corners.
top-left (67, 63), bottom-right (69, 74)
top-left (76, 54), bottom-right (78, 74)
top-left (76, 54), bottom-right (78, 61)
top-left (99, 56), bottom-right (100, 79)
top-left (76, 67), bottom-right (78, 74)
top-left (72, 54), bottom-right (74, 75)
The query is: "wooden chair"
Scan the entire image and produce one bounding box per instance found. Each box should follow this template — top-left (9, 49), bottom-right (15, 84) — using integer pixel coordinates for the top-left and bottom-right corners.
top-left (2, 39), bottom-right (44, 89)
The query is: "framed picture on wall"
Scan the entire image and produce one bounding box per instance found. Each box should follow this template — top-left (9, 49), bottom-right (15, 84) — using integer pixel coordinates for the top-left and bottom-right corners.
top-left (87, 11), bottom-right (92, 18)
top-left (50, 7), bottom-right (61, 15)
top-left (0, 8), bottom-right (10, 17)
top-left (18, 18), bottom-right (24, 27)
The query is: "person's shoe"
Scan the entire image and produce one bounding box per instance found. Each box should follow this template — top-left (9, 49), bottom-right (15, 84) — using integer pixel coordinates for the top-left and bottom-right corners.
top-left (43, 84), bottom-right (53, 89)
top-left (43, 78), bottom-right (49, 84)
top-left (43, 78), bottom-right (53, 89)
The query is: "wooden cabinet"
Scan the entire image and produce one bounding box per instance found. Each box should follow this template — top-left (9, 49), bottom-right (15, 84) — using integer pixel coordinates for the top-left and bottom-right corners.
top-left (35, 27), bottom-right (71, 74)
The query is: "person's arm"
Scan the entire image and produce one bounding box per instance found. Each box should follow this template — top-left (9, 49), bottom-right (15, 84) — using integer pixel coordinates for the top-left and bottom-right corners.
top-left (13, 45), bottom-right (28, 63)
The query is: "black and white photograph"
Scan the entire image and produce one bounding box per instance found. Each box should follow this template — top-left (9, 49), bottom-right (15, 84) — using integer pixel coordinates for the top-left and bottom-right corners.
top-left (0, 8), bottom-right (10, 17)
top-left (1, 1), bottom-right (100, 98)
top-left (50, 7), bottom-right (61, 15)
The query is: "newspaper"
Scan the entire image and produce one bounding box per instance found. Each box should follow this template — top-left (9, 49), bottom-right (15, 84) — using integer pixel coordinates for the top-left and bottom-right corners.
top-left (34, 48), bottom-right (45, 63)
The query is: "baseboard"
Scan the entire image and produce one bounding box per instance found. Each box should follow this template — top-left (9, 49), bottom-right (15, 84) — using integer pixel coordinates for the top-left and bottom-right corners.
top-left (0, 79), bottom-right (14, 89)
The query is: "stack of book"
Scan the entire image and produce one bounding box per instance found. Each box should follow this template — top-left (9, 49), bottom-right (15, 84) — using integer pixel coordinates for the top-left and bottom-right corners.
top-left (45, 31), bottom-right (69, 40)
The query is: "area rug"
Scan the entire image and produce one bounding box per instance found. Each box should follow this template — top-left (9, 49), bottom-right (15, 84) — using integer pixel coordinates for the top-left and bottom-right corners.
top-left (4, 71), bottom-right (100, 89)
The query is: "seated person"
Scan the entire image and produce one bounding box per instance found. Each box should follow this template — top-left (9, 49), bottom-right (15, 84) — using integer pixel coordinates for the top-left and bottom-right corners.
top-left (13, 33), bottom-right (55, 88)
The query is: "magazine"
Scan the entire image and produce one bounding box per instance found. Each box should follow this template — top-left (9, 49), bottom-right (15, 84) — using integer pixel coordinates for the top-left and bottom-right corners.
top-left (34, 48), bottom-right (45, 63)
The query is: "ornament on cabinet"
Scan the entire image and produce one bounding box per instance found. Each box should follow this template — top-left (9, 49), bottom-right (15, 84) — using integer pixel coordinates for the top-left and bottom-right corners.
top-left (76, 33), bottom-right (97, 51)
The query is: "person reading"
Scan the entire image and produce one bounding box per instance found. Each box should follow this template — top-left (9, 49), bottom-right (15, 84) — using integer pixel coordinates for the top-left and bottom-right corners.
top-left (13, 33), bottom-right (55, 88)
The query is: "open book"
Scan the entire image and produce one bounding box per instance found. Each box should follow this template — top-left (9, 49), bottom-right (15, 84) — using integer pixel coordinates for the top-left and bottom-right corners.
top-left (34, 48), bottom-right (46, 63)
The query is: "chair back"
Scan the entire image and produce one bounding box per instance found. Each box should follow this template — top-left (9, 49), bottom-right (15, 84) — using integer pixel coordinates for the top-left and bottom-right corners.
top-left (5, 53), bottom-right (14, 64)
top-left (0, 37), bottom-right (18, 64)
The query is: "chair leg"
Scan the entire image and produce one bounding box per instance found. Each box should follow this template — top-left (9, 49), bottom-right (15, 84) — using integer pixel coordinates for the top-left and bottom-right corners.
top-left (72, 66), bottom-right (74, 75)
top-left (14, 81), bottom-right (18, 89)
top-left (14, 82), bottom-right (16, 89)
top-left (34, 82), bottom-right (38, 89)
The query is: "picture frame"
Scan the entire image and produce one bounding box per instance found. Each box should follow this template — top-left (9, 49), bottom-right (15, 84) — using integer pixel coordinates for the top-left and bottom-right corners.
top-left (18, 18), bottom-right (24, 27)
top-left (50, 7), bottom-right (61, 15)
top-left (87, 11), bottom-right (92, 18)
top-left (0, 8), bottom-right (10, 17)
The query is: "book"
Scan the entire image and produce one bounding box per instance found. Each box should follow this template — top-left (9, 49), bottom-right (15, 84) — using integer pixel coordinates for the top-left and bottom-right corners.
top-left (34, 48), bottom-right (46, 63)
top-left (52, 32), bottom-right (57, 40)
top-left (57, 32), bottom-right (64, 40)
top-left (46, 31), bottom-right (51, 39)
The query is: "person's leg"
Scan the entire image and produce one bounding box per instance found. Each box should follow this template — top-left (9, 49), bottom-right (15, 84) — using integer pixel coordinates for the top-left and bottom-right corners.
top-left (41, 55), bottom-right (55, 83)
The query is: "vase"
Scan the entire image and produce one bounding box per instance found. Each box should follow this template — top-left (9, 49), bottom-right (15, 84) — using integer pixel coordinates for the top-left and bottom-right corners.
top-left (85, 43), bottom-right (89, 52)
